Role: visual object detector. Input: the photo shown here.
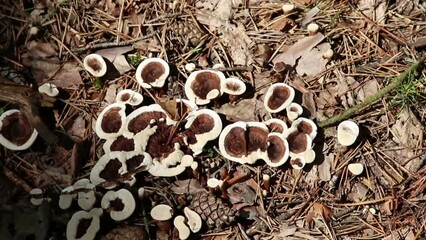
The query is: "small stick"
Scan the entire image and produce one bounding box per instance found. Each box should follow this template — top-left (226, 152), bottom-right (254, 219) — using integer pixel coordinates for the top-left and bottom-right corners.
top-left (71, 34), bottom-right (155, 53)
top-left (318, 55), bottom-right (426, 128)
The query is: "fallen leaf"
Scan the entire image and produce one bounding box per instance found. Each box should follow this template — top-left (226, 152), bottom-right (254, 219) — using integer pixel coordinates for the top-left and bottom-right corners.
top-left (318, 154), bottom-right (332, 181)
top-left (171, 179), bottom-right (203, 195)
top-left (391, 109), bottom-right (423, 149)
top-left (26, 40), bottom-right (58, 58)
top-left (219, 24), bottom-right (254, 66)
top-left (227, 182), bottom-right (256, 206)
top-left (215, 99), bottom-right (267, 121)
top-left (301, 6), bottom-right (320, 26)
top-left (96, 46), bottom-right (133, 74)
top-left (357, 79), bottom-right (379, 101)
top-left (296, 43), bottom-right (331, 76)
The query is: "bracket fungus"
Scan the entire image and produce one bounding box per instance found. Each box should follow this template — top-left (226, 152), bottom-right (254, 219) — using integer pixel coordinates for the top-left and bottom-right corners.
top-left (136, 58), bottom-right (170, 89)
top-left (59, 186), bottom-right (77, 210)
top-left (185, 70), bottom-right (225, 105)
top-left (174, 215), bottom-right (191, 240)
top-left (337, 120), bottom-right (359, 146)
top-left (0, 109), bottom-right (38, 150)
top-left (73, 179), bottom-right (97, 211)
top-left (264, 83), bottom-right (295, 113)
top-left (83, 53), bottom-right (107, 77)
top-left (222, 77), bottom-right (246, 96)
top-left (183, 207), bottom-right (202, 233)
top-left (95, 103), bottom-right (127, 139)
top-left (264, 118), bottom-right (287, 134)
top-left (286, 102), bottom-right (303, 122)
top-left (150, 204), bottom-right (174, 221)
top-left (101, 189), bottom-right (136, 221)
top-left (66, 208), bottom-right (103, 240)
top-left (30, 188), bottom-right (43, 206)
top-left (115, 89), bottom-right (143, 106)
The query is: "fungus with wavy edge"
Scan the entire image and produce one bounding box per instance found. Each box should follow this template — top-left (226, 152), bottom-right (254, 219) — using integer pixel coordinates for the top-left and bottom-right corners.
top-left (115, 89), bottom-right (143, 106)
top-left (30, 188), bottom-right (43, 206)
top-left (90, 152), bottom-right (128, 189)
top-left (103, 135), bottom-right (142, 154)
top-left (136, 58), bottom-right (170, 89)
top-left (95, 103), bottom-right (126, 139)
top-left (264, 132), bottom-right (290, 167)
top-left (337, 120), bottom-right (359, 146)
top-left (83, 53), bottom-right (107, 77)
top-left (222, 77), bottom-right (246, 96)
top-left (291, 117), bottom-right (317, 140)
top-left (184, 207), bottom-right (202, 233)
top-left (290, 156), bottom-right (306, 170)
top-left (148, 152), bottom-right (194, 177)
top-left (174, 215), bottom-right (191, 240)
top-left (283, 127), bottom-right (313, 156)
top-left (183, 109), bottom-right (222, 156)
top-left (286, 102), bottom-right (303, 122)
top-left (73, 178), bottom-right (96, 211)
top-left (264, 118), bottom-right (287, 134)
top-left (101, 189), bottom-right (135, 221)
top-left (59, 186), bottom-right (76, 210)
top-left (38, 83), bottom-right (59, 97)
top-left (0, 109), bottom-right (38, 150)
top-left (66, 208), bottom-right (103, 240)
top-left (218, 122), bottom-right (269, 164)
top-left (184, 70), bottom-right (225, 105)
top-left (150, 204), bottom-right (174, 221)
top-left (264, 83), bottom-right (295, 113)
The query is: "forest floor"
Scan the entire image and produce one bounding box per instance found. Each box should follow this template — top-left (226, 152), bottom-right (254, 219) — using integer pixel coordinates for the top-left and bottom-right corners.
top-left (0, 0), bottom-right (426, 239)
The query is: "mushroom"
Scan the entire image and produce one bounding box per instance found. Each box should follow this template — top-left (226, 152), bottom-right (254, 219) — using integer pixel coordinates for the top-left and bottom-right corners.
top-left (135, 57), bottom-right (170, 89)
top-left (284, 127), bottom-right (313, 156)
top-left (74, 179), bottom-right (97, 211)
top-left (101, 189), bottom-right (135, 221)
top-left (221, 77), bottom-right (246, 96)
top-left (115, 89), bottom-right (143, 106)
top-left (185, 63), bottom-right (196, 72)
top-left (66, 208), bottom-right (103, 240)
top-left (348, 163), bottom-right (364, 175)
top-left (0, 109), bottom-right (38, 150)
top-left (337, 120), bottom-right (359, 146)
top-left (291, 117), bottom-right (317, 140)
top-left (90, 152), bottom-right (128, 189)
top-left (150, 204), bottom-right (174, 221)
top-left (264, 83), bottom-right (295, 113)
top-left (95, 103), bottom-right (127, 139)
top-left (83, 53), bottom-right (107, 77)
top-left (38, 83), bottom-right (59, 97)
top-left (290, 156), bottom-right (306, 170)
top-left (148, 153), bottom-right (194, 177)
top-left (264, 118), bottom-right (287, 134)
top-left (30, 188), bottom-right (43, 206)
top-left (183, 207), bottom-right (202, 233)
top-left (323, 49), bottom-right (334, 60)
top-left (183, 109), bottom-right (222, 155)
top-left (173, 215), bottom-right (191, 240)
top-left (281, 3), bottom-right (295, 14)
top-left (264, 132), bottom-right (290, 167)
top-left (307, 23), bottom-right (319, 35)
top-left (59, 186), bottom-right (76, 210)
top-left (184, 70), bottom-right (225, 105)
top-left (286, 102), bottom-right (303, 122)
top-left (207, 177), bottom-right (224, 189)
top-left (103, 135), bottom-right (142, 154)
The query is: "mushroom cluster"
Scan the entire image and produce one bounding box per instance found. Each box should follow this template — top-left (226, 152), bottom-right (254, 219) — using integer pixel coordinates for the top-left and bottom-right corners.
top-left (93, 89), bottom-right (222, 179)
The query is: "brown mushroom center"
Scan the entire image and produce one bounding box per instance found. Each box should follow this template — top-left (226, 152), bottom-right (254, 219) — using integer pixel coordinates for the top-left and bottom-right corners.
top-left (109, 136), bottom-right (135, 152)
top-left (76, 217), bottom-right (93, 239)
top-left (191, 72), bottom-right (221, 99)
top-left (290, 107), bottom-right (298, 112)
top-left (297, 120), bottom-right (313, 135)
top-left (87, 58), bottom-right (102, 71)
top-left (224, 127), bottom-right (246, 158)
top-left (126, 154), bottom-right (146, 172)
top-left (287, 131), bottom-right (308, 154)
top-left (0, 112), bottom-right (34, 145)
top-left (145, 122), bottom-right (178, 161)
top-left (99, 158), bottom-right (122, 181)
top-left (110, 198), bottom-right (125, 211)
top-left (101, 107), bottom-right (123, 134)
top-left (290, 158), bottom-right (304, 168)
top-left (141, 62), bottom-right (165, 83)
top-left (247, 127), bottom-right (268, 153)
top-left (267, 86), bottom-right (291, 110)
top-left (267, 122), bottom-right (284, 134)
top-left (127, 111), bottom-right (167, 134)
top-left (120, 93), bottom-right (131, 102)
top-left (226, 82), bottom-right (241, 92)
top-left (267, 135), bottom-right (285, 163)
top-left (185, 114), bottom-right (214, 145)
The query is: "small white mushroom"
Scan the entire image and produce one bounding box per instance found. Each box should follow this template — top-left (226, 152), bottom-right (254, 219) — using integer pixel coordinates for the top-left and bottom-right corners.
top-left (151, 204), bottom-right (174, 221)
top-left (83, 53), bottom-right (107, 77)
top-left (116, 89), bottom-right (143, 106)
top-left (185, 63), bottom-right (196, 72)
top-left (207, 178), bottom-right (224, 189)
top-left (282, 3), bottom-right (295, 14)
top-left (323, 49), bottom-right (334, 60)
top-left (337, 120), bottom-right (359, 146)
top-left (307, 23), bottom-right (320, 35)
top-left (348, 163), bottom-right (364, 176)
top-left (30, 188), bottom-right (43, 206)
top-left (135, 58), bottom-right (170, 89)
top-left (183, 207), bottom-right (202, 233)
top-left (59, 186), bottom-right (76, 210)
top-left (222, 77), bottom-right (246, 96)
top-left (174, 215), bottom-right (191, 240)
top-left (290, 156), bottom-right (306, 170)
top-left (38, 83), bottom-right (59, 97)
top-left (286, 102), bottom-right (303, 122)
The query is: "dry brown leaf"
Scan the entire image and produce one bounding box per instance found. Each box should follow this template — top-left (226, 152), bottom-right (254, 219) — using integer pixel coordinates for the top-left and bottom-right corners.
top-left (358, 0), bottom-right (388, 23)
top-left (26, 41), bottom-right (58, 58)
top-left (158, 99), bottom-right (191, 121)
top-left (296, 43), bottom-right (331, 76)
top-left (215, 99), bottom-right (267, 121)
top-left (357, 79), bottom-right (379, 101)
top-left (171, 179), bottom-right (203, 195)
top-left (382, 227), bottom-right (415, 240)
top-left (318, 154), bottom-right (332, 181)
top-left (272, 33), bottom-right (325, 67)
top-left (301, 6), bottom-right (320, 26)
top-left (67, 115), bottom-right (87, 140)
top-left (227, 182), bottom-right (256, 206)
top-left (391, 109), bottom-right (423, 149)
top-left (219, 24), bottom-right (254, 66)
top-left (96, 46), bottom-right (133, 74)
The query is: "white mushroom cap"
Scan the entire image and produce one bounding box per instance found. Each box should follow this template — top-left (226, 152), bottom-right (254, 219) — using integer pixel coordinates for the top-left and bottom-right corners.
top-left (207, 178), bottom-right (224, 188)
top-left (185, 63), bottom-right (196, 72)
top-left (147, 148), bottom-right (193, 177)
top-left (90, 152), bottom-right (128, 188)
top-left (95, 103), bottom-right (127, 139)
top-left (66, 208), bottom-right (102, 240)
top-left (150, 204), bottom-right (174, 221)
top-left (264, 83), bottom-right (295, 113)
top-left (184, 207), bottom-right (202, 233)
top-left (348, 163), bottom-right (364, 175)
top-left (116, 89), bottom-right (143, 106)
top-left (264, 132), bottom-right (290, 167)
top-left (337, 120), bottom-right (359, 146)
top-left (290, 156), bottom-right (306, 170)
top-left (291, 117), bottom-right (317, 140)
top-left (222, 77), bottom-right (246, 95)
top-left (78, 189), bottom-right (96, 211)
top-left (30, 188), bottom-right (43, 206)
top-left (323, 49), bottom-right (334, 60)
top-left (307, 23), bottom-right (320, 35)
top-left (184, 70), bottom-right (225, 105)
top-left (101, 189), bottom-right (135, 221)
top-left (282, 3), bottom-right (295, 14)
top-left (135, 58), bottom-right (169, 89)
top-left (59, 186), bottom-right (76, 210)
top-left (83, 53), bottom-right (107, 77)
top-left (174, 215), bottom-right (191, 240)
top-left (38, 83), bottom-right (59, 97)
top-left (286, 102), bottom-right (303, 122)
top-left (184, 109), bottom-right (223, 156)
top-left (264, 118), bottom-right (288, 134)
top-left (0, 109), bottom-right (38, 151)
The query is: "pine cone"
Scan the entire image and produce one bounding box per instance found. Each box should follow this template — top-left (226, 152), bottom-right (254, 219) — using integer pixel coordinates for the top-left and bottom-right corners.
top-left (189, 191), bottom-right (237, 229)
top-left (172, 21), bottom-right (204, 48)
top-left (101, 226), bottom-right (147, 240)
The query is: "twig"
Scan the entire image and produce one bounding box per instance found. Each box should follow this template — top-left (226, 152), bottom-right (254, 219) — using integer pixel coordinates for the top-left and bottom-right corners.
top-left (71, 33), bottom-right (155, 52)
top-left (318, 55), bottom-right (426, 128)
